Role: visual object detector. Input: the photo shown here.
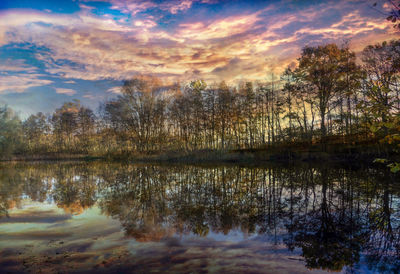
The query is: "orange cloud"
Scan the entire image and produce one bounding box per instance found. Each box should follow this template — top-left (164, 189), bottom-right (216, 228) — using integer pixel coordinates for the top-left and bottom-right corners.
top-left (0, 0), bottom-right (396, 90)
top-left (178, 13), bottom-right (260, 40)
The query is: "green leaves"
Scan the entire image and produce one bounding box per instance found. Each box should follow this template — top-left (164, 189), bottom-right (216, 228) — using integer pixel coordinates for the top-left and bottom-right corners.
top-left (0, 106), bottom-right (23, 157)
top-left (374, 159), bottom-right (400, 173)
top-left (373, 158), bottom-right (388, 164)
top-left (388, 162), bottom-right (400, 173)
top-left (370, 124), bottom-right (379, 133)
top-left (190, 80), bottom-right (207, 92)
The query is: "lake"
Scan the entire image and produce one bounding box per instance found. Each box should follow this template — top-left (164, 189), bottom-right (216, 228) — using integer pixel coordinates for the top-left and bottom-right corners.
top-left (0, 162), bottom-right (399, 273)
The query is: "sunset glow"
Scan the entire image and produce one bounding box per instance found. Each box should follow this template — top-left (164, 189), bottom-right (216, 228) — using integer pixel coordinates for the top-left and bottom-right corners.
top-left (0, 0), bottom-right (397, 116)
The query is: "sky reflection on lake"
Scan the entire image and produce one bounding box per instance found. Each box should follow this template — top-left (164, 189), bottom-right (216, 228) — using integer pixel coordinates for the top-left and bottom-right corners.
top-left (0, 162), bottom-right (399, 273)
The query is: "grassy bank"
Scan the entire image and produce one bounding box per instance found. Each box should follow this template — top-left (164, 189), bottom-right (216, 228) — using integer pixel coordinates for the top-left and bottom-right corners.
top-left (2, 142), bottom-right (397, 168)
top-left (0, 153), bottom-right (102, 162)
top-left (131, 146), bottom-right (394, 165)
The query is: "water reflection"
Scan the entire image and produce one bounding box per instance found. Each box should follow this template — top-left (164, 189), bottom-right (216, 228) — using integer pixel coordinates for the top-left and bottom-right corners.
top-left (0, 162), bottom-right (399, 272)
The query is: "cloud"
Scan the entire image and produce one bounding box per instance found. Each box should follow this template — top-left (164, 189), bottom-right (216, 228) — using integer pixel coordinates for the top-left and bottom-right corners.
top-left (168, 0), bottom-right (193, 14)
top-left (134, 19), bottom-right (157, 28)
top-left (109, 0), bottom-right (157, 16)
top-left (83, 93), bottom-right (97, 99)
top-left (107, 86), bottom-right (122, 94)
top-left (55, 88), bottom-right (77, 95)
top-left (178, 12), bottom-right (261, 41)
top-left (108, 0), bottom-right (196, 15)
top-left (0, 73), bottom-right (53, 94)
top-left (0, 0), bottom-right (396, 90)
top-left (0, 59), bottom-right (38, 73)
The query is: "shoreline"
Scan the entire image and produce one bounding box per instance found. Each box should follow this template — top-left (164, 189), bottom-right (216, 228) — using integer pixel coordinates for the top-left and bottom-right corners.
top-left (1, 146), bottom-right (398, 170)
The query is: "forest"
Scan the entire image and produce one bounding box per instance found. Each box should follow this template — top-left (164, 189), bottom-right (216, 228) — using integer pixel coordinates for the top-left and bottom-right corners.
top-left (1, 40), bottom-right (399, 168)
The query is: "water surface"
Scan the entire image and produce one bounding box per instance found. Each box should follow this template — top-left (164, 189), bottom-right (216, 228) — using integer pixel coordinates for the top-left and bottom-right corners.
top-left (0, 162), bottom-right (399, 273)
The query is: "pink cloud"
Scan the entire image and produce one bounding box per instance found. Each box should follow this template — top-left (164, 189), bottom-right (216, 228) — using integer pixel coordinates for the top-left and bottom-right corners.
top-left (134, 19), bottom-right (157, 28)
top-left (168, 0), bottom-right (193, 14)
top-left (178, 13), bottom-right (261, 40)
top-left (0, 0), bottom-right (397, 89)
top-left (55, 88), bottom-right (77, 96)
top-left (107, 86), bottom-right (122, 94)
top-left (109, 1), bottom-right (157, 16)
top-left (0, 74), bottom-right (53, 93)
top-left (108, 0), bottom-right (196, 15)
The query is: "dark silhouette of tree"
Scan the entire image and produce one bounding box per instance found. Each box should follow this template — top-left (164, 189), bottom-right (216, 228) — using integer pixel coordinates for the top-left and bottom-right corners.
top-left (373, 1), bottom-right (400, 29)
top-left (285, 169), bottom-right (366, 271)
top-left (297, 44), bottom-right (350, 140)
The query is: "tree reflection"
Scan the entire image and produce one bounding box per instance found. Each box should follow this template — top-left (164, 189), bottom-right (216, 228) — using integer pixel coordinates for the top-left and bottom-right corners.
top-left (98, 166), bottom-right (173, 241)
top-left (364, 173), bottom-right (400, 273)
top-left (0, 162), bottom-right (399, 272)
top-left (284, 168), bottom-right (366, 271)
top-left (0, 165), bottom-right (25, 218)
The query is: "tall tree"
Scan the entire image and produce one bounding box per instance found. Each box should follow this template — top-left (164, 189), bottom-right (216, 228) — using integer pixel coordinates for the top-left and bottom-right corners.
top-left (0, 106), bottom-right (22, 157)
top-left (23, 112), bottom-right (49, 153)
top-left (298, 44), bottom-right (348, 139)
top-left (51, 100), bottom-right (81, 152)
top-left (361, 40), bottom-right (400, 128)
top-left (77, 107), bottom-right (96, 152)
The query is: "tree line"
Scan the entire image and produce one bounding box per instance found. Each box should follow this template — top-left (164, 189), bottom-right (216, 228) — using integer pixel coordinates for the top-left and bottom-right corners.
top-left (1, 40), bottom-right (399, 158)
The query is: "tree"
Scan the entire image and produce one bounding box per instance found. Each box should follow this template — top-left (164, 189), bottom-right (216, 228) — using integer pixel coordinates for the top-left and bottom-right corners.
top-left (373, 1), bottom-right (400, 29)
top-left (361, 40), bottom-right (400, 128)
top-left (51, 100), bottom-right (81, 152)
top-left (103, 76), bottom-right (167, 153)
top-left (0, 106), bottom-right (22, 157)
top-left (361, 40), bottom-right (400, 171)
top-left (188, 80), bottom-right (207, 149)
top-left (298, 44), bottom-right (350, 140)
top-left (281, 68), bottom-right (296, 141)
top-left (339, 44), bottom-right (363, 137)
top-left (216, 81), bottom-right (235, 149)
top-left (239, 82), bottom-right (257, 148)
top-left (77, 106), bottom-right (96, 153)
top-left (23, 112), bottom-right (50, 153)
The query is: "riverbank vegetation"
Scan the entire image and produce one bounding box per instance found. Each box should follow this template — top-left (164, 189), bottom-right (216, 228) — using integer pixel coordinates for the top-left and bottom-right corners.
top-left (1, 40), bottom-right (399, 166)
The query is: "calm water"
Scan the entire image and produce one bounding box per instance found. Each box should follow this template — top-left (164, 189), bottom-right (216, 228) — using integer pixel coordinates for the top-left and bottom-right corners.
top-left (0, 162), bottom-right (399, 273)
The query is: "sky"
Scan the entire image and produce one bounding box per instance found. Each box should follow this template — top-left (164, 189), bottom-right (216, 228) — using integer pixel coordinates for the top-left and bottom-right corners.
top-left (0, 0), bottom-right (398, 118)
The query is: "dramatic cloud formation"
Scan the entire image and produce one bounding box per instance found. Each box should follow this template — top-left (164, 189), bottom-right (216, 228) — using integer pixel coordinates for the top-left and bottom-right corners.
top-left (0, 0), bottom-right (397, 115)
